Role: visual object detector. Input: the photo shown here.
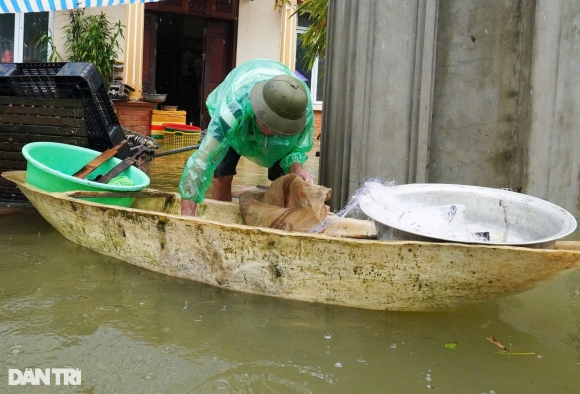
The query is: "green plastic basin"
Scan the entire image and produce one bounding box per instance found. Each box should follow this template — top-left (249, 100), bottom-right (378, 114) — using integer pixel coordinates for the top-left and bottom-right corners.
top-left (22, 142), bottom-right (150, 207)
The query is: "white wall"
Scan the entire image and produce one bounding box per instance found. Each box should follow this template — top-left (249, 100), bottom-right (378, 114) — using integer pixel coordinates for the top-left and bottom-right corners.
top-left (52, 2), bottom-right (278, 67)
top-left (236, 0), bottom-right (282, 65)
top-left (52, 6), bottom-right (127, 62)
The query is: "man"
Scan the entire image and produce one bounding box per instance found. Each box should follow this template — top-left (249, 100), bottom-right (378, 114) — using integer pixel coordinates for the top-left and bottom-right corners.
top-left (180, 59), bottom-right (315, 216)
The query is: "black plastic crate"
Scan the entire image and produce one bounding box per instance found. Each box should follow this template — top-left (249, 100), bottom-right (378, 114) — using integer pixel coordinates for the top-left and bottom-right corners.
top-left (0, 62), bottom-right (129, 155)
top-left (0, 62), bottom-right (131, 203)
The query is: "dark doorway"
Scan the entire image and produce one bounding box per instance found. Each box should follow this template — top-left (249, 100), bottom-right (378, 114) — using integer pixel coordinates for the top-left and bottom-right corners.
top-left (146, 12), bottom-right (205, 127)
top-left (201, 20), bottom-right (233, 128)
top-left (144, 11), bottom-right (235, 129)
top-left (142, 13), bottom-right (157, 95)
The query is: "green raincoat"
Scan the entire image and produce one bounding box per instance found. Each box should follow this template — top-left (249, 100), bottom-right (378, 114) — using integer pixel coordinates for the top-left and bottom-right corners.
top-left (179, 59), bottom-right (314, 203)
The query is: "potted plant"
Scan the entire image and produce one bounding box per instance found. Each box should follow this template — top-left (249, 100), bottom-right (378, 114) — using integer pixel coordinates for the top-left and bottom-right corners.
top-left (39, 9), bottom-right (124, 90)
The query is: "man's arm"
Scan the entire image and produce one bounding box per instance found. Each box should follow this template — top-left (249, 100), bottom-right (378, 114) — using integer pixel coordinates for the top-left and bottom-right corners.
top-left (290, 162), bottom-right (313, 183)
top-left (181, 198), bottom-right (197, 216)
top-left (179, 134), bottom-right (228, 204)
top-left (279, 104), bottom-right (315, 175)
top-left (179, 100), bottom-right (241, 209)
top-left (181, 199), bottom-right (197, 216)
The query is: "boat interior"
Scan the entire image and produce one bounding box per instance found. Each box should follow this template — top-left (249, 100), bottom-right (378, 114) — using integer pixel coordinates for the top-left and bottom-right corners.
top-left (138, 190), bottom-right (379, 239)
top-left (3, 171), bottom-right (378, 240)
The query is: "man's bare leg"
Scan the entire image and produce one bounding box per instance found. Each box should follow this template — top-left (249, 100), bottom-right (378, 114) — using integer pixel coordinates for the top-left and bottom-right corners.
top-left (212, 175), bottom-right (234, 201)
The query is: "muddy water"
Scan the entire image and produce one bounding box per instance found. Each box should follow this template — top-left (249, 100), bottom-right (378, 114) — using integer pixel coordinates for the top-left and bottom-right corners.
top-left (1, 142), bottom-right (580, 393)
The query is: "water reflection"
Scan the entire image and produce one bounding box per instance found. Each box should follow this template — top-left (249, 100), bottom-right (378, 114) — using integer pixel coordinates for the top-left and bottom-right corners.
top-left (1, 212), bottom-right (579, 392)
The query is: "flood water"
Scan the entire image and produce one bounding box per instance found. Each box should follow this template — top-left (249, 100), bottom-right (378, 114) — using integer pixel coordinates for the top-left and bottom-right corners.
top-left (1, 141), bottom-right (580, 393)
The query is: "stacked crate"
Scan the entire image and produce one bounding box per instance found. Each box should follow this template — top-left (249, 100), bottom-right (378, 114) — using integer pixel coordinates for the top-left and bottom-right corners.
top-left (0, 62), bottom-right (131, 202)
top-left (150, 110), bottom-right (186, 139)
top-left (114, 101), bottom-right (157, 136)
top-left (163, 123), bottom-right (201, 147)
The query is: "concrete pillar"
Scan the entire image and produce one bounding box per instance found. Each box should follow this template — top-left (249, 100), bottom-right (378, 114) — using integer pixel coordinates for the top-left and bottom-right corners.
top-left (526, 0), bottom-right (580, 214)
top-left (279, 0), bottom-right (298, 70)
top-left (321, 0), bottom-right (580, 215)
top-left (320, 0), bottom-right (439, 210)
top-left (123, 4), bottom-right (145, 99)
top-left (408, 0), bottom-right (438, 184)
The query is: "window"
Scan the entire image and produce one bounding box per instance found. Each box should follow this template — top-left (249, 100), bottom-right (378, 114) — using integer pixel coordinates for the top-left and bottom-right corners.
top-left (0, 12), bottom-right (52, 63)
top-left (295, 13), bottom-right (324, 104)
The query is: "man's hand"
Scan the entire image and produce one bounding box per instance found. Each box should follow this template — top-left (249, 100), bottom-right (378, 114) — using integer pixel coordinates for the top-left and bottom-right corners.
top-left (181, 199), bottom-right (197, 216)
top-left (290, 162), bottom-right (313, 183)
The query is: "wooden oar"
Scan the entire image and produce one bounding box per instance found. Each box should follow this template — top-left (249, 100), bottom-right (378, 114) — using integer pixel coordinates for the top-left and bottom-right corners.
top-left (66, 190), bottom-right (179, 211)
top-left (95, 145), bottom-right (148, 184)
top-left (66, 190), bottom-right (177, 199)
top-left (72, 140), bottom-right (128, 179)
top-left (154, 144), bottom-right (200, 157)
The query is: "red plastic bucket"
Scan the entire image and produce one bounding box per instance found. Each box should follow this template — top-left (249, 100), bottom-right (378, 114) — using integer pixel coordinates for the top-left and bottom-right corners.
top-left (162, 123), bottom-right (201, 133)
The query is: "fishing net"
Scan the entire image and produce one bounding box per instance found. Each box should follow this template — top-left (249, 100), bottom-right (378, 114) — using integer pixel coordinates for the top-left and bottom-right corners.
top-left (106, 175), bottom-right (134, 186)
top-left (308, 179), bottom-right (491, 243)
top-left (308, 179), bottom-right (396, 234)
top-left (359, 181), bottom-right (492, 242)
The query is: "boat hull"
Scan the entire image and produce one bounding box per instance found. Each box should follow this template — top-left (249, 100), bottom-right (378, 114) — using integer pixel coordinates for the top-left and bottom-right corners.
top-left (4, 171), bottom-right (580, 311)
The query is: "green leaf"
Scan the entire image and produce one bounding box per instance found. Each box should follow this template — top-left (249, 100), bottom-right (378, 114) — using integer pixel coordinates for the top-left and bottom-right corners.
top-left (291, 0), bottom-right (327, 71)
top-left (57, 7), bottom-right (125, 90)
top-left (444, 342), bottom-right (458, 349)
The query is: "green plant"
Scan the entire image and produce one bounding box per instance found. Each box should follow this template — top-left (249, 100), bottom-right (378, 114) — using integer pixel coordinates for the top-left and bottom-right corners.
top-left (38, 9), bottom-right (124, 89)
top-left (293, 0), bottom-right (328, 71)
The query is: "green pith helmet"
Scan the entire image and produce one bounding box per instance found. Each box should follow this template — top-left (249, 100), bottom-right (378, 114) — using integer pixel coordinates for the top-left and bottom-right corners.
top-left (250, 74), bottom-right (308, 136)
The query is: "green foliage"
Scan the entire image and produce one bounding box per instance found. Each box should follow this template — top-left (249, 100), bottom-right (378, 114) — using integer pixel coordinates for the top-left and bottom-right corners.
top-left (294, 0), bottom-right (328, 71)
top-left (38, 9), bottom-right (124, 89)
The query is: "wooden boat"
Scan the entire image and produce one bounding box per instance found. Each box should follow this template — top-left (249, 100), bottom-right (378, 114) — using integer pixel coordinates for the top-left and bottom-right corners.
top-left (4, 170), bottom-right (580, 312)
